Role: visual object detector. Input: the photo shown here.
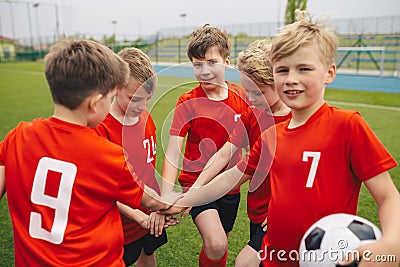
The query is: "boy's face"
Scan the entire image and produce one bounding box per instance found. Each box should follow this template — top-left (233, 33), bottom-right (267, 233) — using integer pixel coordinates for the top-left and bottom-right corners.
top-left (272, 42), bottom-right (335, 112)
top-left (240, 75), bottom-right (276, 110)
top-left (116, 78), bottom-right (154, 118)
top-left (89, 88), bottom-right (117, 128)
top-left (192, 46), bottom-right (230, 91)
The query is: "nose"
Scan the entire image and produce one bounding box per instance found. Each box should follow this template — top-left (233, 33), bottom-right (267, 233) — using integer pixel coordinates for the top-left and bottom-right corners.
top-left (137, 99), bottom-right (148, 111)
top-left (247, 92), bottom-right (256, 103)
top-left (199, 64), bottom-right (211, 76)
top-left (285, 70), bottom-right (298, 85)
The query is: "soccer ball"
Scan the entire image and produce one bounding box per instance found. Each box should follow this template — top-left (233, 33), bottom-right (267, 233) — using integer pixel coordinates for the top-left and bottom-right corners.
top-left (299, 213), bottom-right (382, 267)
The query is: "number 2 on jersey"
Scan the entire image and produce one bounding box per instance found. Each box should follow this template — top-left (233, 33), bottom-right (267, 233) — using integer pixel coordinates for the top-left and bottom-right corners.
top-left (302, 151), bottom-right (321, 188)
top-left (143, 136), bottom-right (156, 163)
top-left (29, 157), bottom-right (77, 244)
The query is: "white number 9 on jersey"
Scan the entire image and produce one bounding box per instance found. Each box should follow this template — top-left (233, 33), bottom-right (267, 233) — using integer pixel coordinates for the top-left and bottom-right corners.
top-left (29, 157), bottom-right (77, 244)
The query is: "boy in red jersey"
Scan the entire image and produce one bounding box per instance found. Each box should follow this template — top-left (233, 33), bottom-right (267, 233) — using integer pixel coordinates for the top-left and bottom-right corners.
top-left (161, 24), bottom-right (249, 266)
top-left (167, 11), bottom-right (400, 267)
top-left (0, 39), bottom-right (180, 267)
top-left (95, 47), bottom-right (176, 267)
top-left (190, 39), bottom-right (290, 267)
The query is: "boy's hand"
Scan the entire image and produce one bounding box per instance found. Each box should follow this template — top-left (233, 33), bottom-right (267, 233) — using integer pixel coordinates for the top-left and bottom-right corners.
top-left (136, 212), bottom-right (150, 230)
top-left (148, 212), bottom-right (166, 237)
top-left (164, 215), bottom-right (180, 227)
top-left (261, 217), bottom-right (268, 232)
top-left (159, 204), bottom-right (188, 215)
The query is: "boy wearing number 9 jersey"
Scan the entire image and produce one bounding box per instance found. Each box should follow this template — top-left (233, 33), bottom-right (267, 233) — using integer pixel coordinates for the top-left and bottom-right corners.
top-left (0, 39), bottom-right (178, 267)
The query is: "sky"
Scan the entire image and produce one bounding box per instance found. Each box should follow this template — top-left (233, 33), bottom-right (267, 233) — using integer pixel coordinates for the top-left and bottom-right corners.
top-left (0, 0), bottom-right (399, 42)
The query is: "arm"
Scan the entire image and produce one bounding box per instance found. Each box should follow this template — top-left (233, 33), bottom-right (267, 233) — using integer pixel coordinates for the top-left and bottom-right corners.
top-left (117, 202), bottom-right (149, 229)
top-left (0, 166), bottom-right (5, 200)
top-left (191, 141), bottom-right (239, 188)
top-left (140, 185), bottom-right (182, 212)
top-left (161, 135), bottom-right (185, 195)
top-left (165, 166), bottom-right (251, 214)
top-left (340, 171), bottom-right (400, 266)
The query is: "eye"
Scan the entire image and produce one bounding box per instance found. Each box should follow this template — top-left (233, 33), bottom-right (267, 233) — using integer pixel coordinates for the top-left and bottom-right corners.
top-left (275, 68), bottom-right (288, 73)
top-left (130, 98), bottom-right (140, 103)
top-left (193, 62), bottom-right (203, 68)
top-left (300, 67), bottom-right (312, 71)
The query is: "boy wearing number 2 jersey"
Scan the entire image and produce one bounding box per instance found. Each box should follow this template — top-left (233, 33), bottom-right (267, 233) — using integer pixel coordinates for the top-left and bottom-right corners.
top-left (96, 47), bottom-right (173, 267)
top-left (0, 40), bottom-right (179, 267)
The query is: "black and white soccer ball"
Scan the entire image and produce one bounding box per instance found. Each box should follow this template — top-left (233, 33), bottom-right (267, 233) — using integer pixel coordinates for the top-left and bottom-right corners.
top-left (299, 213), bottom-right (382, 267)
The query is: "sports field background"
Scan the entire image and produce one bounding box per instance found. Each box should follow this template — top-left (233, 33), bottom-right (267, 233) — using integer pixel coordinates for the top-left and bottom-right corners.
top-left (0, 62), bottom-right (399, 266)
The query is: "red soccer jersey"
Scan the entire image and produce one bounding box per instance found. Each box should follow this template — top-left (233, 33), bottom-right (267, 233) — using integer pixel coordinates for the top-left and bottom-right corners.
top-left (0, 117), bottom-right (143, 267)
top-left (95, 110), bottom-right (158, 244)
top-left (229, 106), bottom-right (291, 223)
top-left (237, 103), bottom-right (397, 266)
top-left (170, 82), bottom-right (249, 194)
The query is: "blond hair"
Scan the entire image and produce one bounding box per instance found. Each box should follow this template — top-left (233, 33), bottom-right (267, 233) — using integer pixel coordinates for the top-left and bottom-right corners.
top-left (238, 39), bottom-right (274, 87)
top-left (45, 39), bottom-right (129, 110)
top-left (271, 10), bottom-right (338, 67)
top-left (118, 47), bottom-right (156, 93)
top-left (187, 24), bottom-right (231, 61)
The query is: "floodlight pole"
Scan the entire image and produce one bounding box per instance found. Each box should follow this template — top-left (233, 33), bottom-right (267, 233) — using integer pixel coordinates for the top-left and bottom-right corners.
top-left (33, 2), bottom-right (41, 53)
top-left (112, 20), bottom-right (117, 51)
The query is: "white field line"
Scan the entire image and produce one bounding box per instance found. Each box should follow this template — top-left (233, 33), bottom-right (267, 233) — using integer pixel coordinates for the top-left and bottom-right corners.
top-left (327, 100), bottom-right (400, 112)
top-left (0, 68), bottom-right (43, 75)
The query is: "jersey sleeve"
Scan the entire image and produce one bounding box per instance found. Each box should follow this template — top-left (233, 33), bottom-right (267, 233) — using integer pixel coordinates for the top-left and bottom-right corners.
top-left (237, 128), bottom-right (275, 177)
top-left (116, 162), bottom-right (144, 209)
top-left (94, 123), bottom-right (109, 139)
top-left (170, 96), bottom-right (191, 137)
top-left (347, 113), bottom-right (397, 180)
top-left (229, 110), bottom-right (251, 148)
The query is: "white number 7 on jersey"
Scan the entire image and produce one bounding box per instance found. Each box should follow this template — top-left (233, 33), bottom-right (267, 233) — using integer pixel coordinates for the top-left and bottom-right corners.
top-left (302, 151), bottom-right (321, 188)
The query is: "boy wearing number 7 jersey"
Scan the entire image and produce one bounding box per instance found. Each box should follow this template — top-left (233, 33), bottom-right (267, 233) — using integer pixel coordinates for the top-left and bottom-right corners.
top-left (0, 39), bottom-right (180, 267)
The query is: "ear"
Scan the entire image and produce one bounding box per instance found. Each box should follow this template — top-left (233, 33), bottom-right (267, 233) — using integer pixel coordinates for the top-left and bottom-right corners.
top-left (88, 93), bottom-right (103, 113)
top-left (324, 63), bottom-right (337, 85)
top-left (224, 56), bottom-right (231, 68)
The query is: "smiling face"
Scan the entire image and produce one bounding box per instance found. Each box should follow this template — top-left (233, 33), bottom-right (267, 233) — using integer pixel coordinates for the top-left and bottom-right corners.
top-left (113, 78), bottom-right (154, 119)
top-left (272, 42), bottom-right (336, 115)
top-left (192, 46), bottom-right (230, 91)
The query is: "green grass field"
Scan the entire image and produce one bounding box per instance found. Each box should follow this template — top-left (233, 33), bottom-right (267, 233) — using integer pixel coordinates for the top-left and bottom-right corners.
top-left (0, 62), bottom-right (399, 267)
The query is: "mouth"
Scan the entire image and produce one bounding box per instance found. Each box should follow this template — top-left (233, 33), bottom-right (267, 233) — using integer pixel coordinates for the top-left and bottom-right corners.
top-left (284, 89), bottom-right (303, 96)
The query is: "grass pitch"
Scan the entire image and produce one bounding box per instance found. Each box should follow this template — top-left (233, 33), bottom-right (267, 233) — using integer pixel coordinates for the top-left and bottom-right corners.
top-left (0, 62), bottom-right (399, 266)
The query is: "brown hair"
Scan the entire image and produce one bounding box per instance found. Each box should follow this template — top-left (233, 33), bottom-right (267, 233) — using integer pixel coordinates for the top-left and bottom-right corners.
top-left (187, 24), bottom-right (231, 61)
top-left (271, 10), bottom-right (338, 67)
top-left (118, 47), bottom-right (156, 93)
top-left (45, 39), bottom-right (129, 110)
top-left (238, 39), bottom-right (274, 87)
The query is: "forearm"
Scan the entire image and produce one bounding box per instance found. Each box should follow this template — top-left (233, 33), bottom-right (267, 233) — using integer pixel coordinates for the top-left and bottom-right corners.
top-left (141, 186), bottom-right (168, 211)
top-left (117, 202), bottom-right (148, 226)
top-left (192, 142), bottom-right (237, 188)
top-left (365, 172), bottom-right (400, 258)
top-left (178, 166), bottom-right (248, 207)
top-left (161, 135), bottom-right (184, 195)
top-left (377, 192), bottom-right (400, 246)
top-left (161, 159), bottom-right (179, 195)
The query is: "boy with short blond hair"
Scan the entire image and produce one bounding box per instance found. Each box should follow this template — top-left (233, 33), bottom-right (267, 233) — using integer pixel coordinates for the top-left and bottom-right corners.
top-left (162, 24), bottom-right (249, 266)
top-left (0, 39), bottom-right (178, 267)
top-left (96, 47), bottom-right (173, 267)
